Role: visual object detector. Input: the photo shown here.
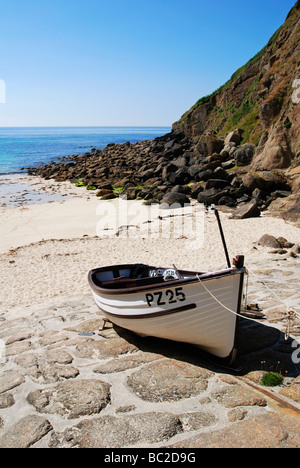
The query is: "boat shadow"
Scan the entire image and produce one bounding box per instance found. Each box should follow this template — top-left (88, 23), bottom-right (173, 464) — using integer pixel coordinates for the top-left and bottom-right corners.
top-left (113, 317), bottom-right (300, 377)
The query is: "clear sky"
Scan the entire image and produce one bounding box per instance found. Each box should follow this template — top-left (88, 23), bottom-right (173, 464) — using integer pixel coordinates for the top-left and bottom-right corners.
top-left (0, 0), bottom-right (296, 127)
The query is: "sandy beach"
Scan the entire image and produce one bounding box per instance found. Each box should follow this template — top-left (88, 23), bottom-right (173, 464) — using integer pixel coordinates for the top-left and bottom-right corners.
top-left (1, 175), bottom-right (300, 448)
top-left (0, 174), bottom-right (300, 312)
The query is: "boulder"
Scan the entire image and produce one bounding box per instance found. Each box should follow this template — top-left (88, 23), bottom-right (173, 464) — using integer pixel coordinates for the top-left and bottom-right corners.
top-left (213, 166), bottom-right (229, 181)
top-left (188, 165), bottom-right (203, 178)
top-left (197, 188), bottom-right (222, 205)
top-left (206, 179), bottom-right (230, 190)
top-left (218, 196), bottom-right (236, 207)
top-left (231, 201), bottom-right (261, 219)
top-left (160, 192), bottom-right (190, 209)
top-left (234, 144), bottom-right (255, 166)
top-left (168, 167), bottom-right (191, 185)
top-left (282, 195), bottom-right (300, 222)
top-left (257, 234), bottom-right (281, 249)
top-left (195, 169), bottom-right (213, 182)
top-left (243, 171), bottom-right (290, 193)
top-left (224, 129), bottom-right (243, 146)
top-left (195, 135), bottom-right (224, 156)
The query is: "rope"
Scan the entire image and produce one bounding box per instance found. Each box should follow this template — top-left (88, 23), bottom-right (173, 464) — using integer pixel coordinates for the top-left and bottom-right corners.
top-left (197, 270), bottom-right (299, 340)
top-left (196, 274), bottom-right (262, 324)
top-left (245, 268), bottom-right (300, 339)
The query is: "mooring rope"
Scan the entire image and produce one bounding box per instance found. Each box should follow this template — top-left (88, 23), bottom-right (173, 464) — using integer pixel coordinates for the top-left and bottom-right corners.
top-left (197, 270), bottom-right (299, 340)
top-left (246, 267), bottom-right (300, 340)
top-left (196, 274), bottom-right (261, 324)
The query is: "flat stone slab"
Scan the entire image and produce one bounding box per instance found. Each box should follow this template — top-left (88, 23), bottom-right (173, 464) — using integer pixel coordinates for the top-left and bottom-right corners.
top-left (0, 278), bottom-right (299, 448)
top-left (0, 415), bottom-right (52, 448)
top-left (127, 359), bottom-right (214, 402)
top-left (51, 412), bottom-right (183, 448)
top-left (170, 412), bottom-right (300, 448)
top-left (27, 379), bottom-right (111, 419)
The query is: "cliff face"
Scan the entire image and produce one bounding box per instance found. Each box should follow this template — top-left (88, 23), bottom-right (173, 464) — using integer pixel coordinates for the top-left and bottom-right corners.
top-left (173, 2), bottom-right (300, 174)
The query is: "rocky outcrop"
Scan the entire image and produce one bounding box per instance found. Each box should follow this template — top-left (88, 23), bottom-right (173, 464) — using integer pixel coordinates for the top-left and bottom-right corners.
top-left (172, 1), bottom-right (300, 219)
top-left (27, 129), bottom-right (294, 219)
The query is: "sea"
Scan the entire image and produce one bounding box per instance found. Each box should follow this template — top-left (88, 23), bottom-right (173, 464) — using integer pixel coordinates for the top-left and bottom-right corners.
top-left (0, 126), bottom-right (171, 175)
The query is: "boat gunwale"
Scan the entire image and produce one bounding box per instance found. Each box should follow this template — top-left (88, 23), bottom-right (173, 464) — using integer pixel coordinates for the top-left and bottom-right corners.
top-left (88, 264), bottom-right (242, 296)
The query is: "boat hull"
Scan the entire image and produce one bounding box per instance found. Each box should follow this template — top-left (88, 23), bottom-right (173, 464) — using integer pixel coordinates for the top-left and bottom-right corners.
top-left (89, 264), bottom-right (244, 360)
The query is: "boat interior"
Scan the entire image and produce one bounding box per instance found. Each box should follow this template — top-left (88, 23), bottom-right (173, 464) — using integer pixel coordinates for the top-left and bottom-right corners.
top-left (89, 263), bottom-right (235, 291)
top-left (90, 263), bottom-right (199, 289)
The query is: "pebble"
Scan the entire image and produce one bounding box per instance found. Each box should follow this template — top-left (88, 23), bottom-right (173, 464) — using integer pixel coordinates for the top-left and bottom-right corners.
top-left (0, 258), bottom-right (300, 448)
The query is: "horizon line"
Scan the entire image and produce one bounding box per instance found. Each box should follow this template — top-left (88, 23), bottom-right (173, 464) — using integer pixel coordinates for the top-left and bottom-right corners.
top-left (0, 125), bottom-right (172, 129)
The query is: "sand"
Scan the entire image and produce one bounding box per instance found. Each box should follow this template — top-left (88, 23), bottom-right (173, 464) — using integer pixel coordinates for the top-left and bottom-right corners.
top-left (0, 174), bottom-right (300, 313)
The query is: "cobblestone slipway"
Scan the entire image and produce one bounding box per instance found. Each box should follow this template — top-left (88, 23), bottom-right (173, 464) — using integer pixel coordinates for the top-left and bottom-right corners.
top-left (0, 257), bottom-right (299, 448)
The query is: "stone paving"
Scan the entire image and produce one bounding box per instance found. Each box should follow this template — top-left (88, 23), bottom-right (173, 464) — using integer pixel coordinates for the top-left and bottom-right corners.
top-left (0, 257), bottom-right (300, 448)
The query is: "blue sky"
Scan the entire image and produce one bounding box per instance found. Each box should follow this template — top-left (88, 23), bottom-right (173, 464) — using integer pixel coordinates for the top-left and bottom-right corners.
top-left (0, 0), bottom-right (296, 127)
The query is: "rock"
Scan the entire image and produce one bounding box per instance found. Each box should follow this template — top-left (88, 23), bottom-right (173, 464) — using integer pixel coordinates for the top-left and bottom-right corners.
top-left (205, 179), bottom-right (230, 190)
top-left (5, 332), bottom-right (31, 345)
top-left (282, 196), bottom-right (300, 223)
top-left (126, 359), bottom-right (213, 402)
top-left (243, 171), bottom-right (290, 193)
top-left (173, 156), bottom-right (189, 168)
top-left (224, 129), bottom-right (242, 146)
top-left (0, 371), bottom-right (25, 394)
top-left (93, 352), bottom-right (162, 374)
top-left (197, 188), bottom-right (222, 205)
top-left (96, 189), bottom-right (114, 197)
top-left (0, 393), bottom-right (15, 408)
top-left (169, 413), bottom-right (300, 448)
top-left (52, 412), bottom-right (183, 448)
top-left (195, 134), bottom-right (224, 156)
top-left (222, 159), bottom-right (236, 170)
top-left (178, 412), bottom-right (217, 431)
top-left (211, 385), bottom-right (267, 408)
top-left (5, 340), bottom-right (32, 356)
top-left (218, 196), bottom-right (236, 207)
top-left (279, 376), bottom-right (300, 403)
top-left (27, 379), bottom-right (111, 419)
top-left (168, 167), bottom-right (191, 185)
top-left (159, 192), bottom-right (190, 208)
top-left (0, 415), bottom-right (52, 448)
top-left (227, 408), bottom-right (248, 422)
top-left (234, 144), bottom-right (255, 166)
top-left (213, 166), bottom-right (229, 181)
top-left (195, 169), bottom-right (213, 182)
top-left (75, 337), bottom-right (138, 359)
top-left (45, 349), bottom-right (73, 364)
top-left (162, 163), bottom-right (177, 181)
top-left (231, 201), bottom-right (261, 219)
top-left (189, 182), bottom-right (205, 199)
top-left (170, 184), bottom-right (191, 195)
top-left (188, 164), bottom-right (203, 178)
top-left (257, 234), bottom-right (281, 249)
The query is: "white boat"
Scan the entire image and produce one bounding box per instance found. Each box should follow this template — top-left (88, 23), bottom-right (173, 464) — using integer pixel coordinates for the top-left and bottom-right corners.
top-left (88, 255), bottom-right (245, 363)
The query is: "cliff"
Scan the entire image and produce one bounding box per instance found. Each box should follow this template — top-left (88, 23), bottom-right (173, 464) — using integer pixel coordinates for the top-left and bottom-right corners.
top-left (173, 1), bottom-right (300, 173)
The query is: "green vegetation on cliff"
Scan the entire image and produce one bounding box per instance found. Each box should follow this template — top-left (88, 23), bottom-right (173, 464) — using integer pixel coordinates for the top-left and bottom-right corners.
top-left (173, 1), bottom-right (300, 151)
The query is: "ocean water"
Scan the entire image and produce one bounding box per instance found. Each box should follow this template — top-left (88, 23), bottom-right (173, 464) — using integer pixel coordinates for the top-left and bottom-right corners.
top-left (0, 126), bottom-right (171, 175)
